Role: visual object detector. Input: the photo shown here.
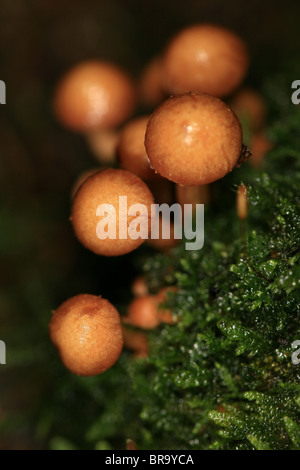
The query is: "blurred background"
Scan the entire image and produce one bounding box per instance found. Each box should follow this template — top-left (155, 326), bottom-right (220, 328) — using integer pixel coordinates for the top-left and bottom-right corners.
top-left (0, 0), bottom-right (299, 449)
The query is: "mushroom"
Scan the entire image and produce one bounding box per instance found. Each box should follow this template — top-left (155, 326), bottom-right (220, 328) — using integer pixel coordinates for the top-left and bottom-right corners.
top-left (49, 294), bottom-right (123, 377)
top-left (117, 115), bottom-right (158, 181)
top-left (162, 24), bottom-right (249, 97)
top-left (122, 325), bottom-right (149, 358)
top-left (230, 88), bottom-right (267, 133)
top-left (53, 60), bottom-right (136, 133)
top-left (131, 276), bottom-right (149, 297)
top-left (138, 56), bottom-right (166, 108)
top-left (124, 286), bottom-right (177, 330)
top-left (145, 92), bottom-right (244, 186)
top-left (70, 168), bottom-right (154, 256)
top-left (124, 295), bottom-right (161, 330)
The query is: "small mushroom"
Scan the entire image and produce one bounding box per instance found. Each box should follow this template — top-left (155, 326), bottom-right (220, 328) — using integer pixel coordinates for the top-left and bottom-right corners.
top-left (145, 92), bottom-right (244, 185)
top-left (131, 276), bottom-right (149, 297)
top-left (70, 168), bottom-right (154, 256)
top-left (124, 295), bottom-right (161, 330)
top-left (49, 294), bottom-right (123, 377)
top-left (124, 287), bottom-right (177, 330)
top-left (117, 115), bottom-right (158, 181)
top-left (162, 24), bottom-right (249, 97)
top-left (138, 56), bottom-right (166, 108)
top-left (53, 60), bottom-right (136, 133)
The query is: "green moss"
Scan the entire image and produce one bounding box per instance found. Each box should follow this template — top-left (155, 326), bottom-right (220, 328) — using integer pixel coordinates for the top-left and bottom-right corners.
top-left (120, 79), bottom-right (300, 450)
top-left (2, 74), bottom-right (300, 451)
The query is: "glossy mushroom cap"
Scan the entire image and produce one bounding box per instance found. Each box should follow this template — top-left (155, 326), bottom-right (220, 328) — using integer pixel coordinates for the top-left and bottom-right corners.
top-left (145, 92), bottom-right (243, 186)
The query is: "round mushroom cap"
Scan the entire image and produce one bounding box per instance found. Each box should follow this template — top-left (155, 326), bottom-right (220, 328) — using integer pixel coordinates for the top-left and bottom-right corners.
top-left (138, 56), bottom-right (166, 108)
top-left (145, 92), bottom-right (243, 185)
top-left (125, 295), bottom-right (161, 329)
top-left (71, 168), bottom-right (154, 256)
top-left (162, 24), bottom-right (249, 97)
top-left (53, 60), bottom-right (136, 133)
top-left (50, 294), bottom-right (123, 376)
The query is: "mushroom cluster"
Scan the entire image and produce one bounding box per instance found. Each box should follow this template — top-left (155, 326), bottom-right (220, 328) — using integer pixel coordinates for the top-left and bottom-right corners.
top-left (50, 23), bottom-right (268, 376)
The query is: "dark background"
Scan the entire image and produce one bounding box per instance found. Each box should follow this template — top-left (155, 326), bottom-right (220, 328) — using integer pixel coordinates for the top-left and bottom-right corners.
top-left (0, 0), bottom-right (299, 449)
